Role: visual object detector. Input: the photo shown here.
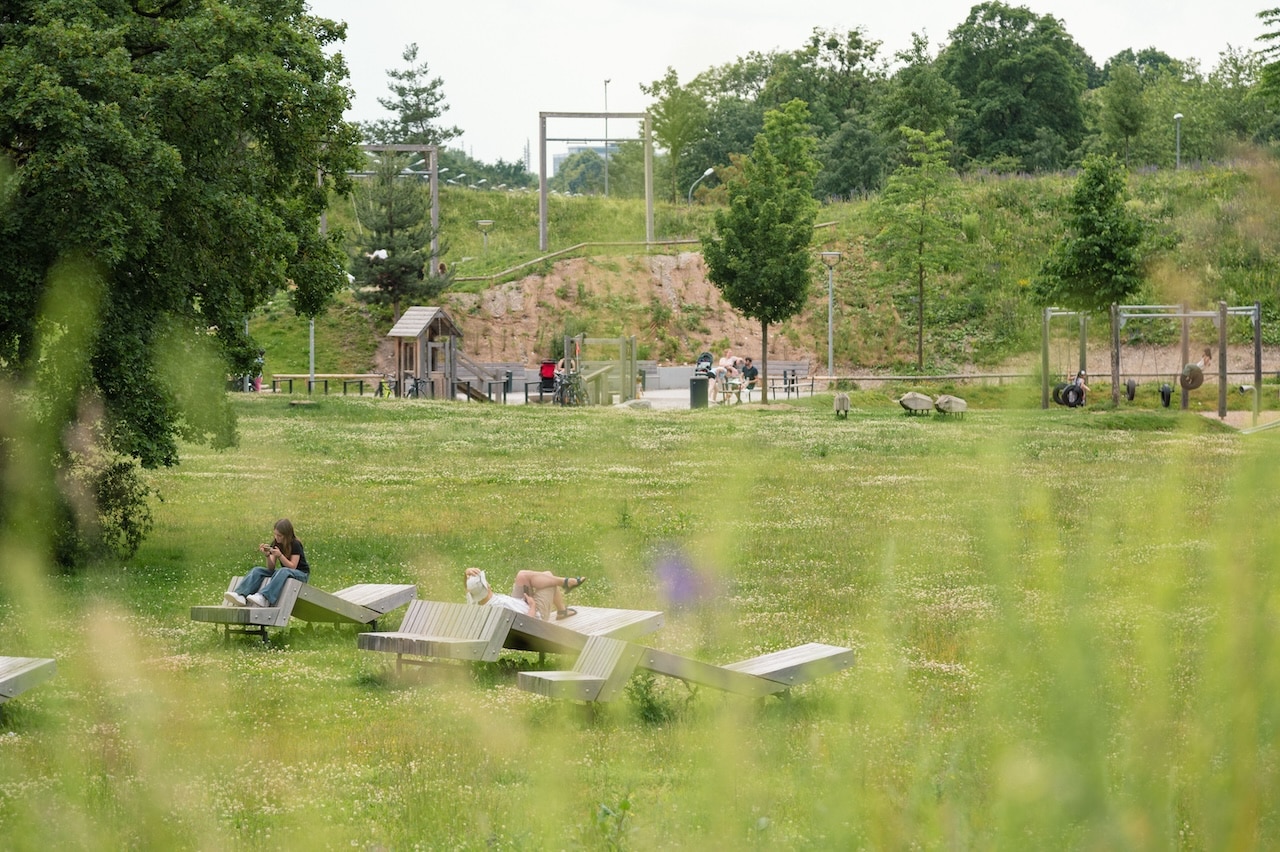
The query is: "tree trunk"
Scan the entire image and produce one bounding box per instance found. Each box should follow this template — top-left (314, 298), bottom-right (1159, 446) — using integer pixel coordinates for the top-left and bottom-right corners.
top-left (761, 319), bottom-right (770, 403)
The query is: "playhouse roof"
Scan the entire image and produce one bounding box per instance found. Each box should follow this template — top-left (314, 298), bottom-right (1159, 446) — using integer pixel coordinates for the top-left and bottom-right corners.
top-left (387, 306), bottom-right (461, 340)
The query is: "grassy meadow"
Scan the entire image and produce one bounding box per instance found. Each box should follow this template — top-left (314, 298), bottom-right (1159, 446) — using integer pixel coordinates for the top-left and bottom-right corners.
top-left (3, 392), bottom-right (1280, 849)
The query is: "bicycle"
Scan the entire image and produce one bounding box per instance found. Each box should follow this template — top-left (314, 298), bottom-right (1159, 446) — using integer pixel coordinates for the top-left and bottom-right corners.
top-left (553, 370), bottom-right (588, 406)
top-left (403, 375), bottom-right (430, 399)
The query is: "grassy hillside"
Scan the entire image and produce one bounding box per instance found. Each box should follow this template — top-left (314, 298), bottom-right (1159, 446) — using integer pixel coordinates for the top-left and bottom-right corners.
top-left (267, 154), bottom-right (1280, 376)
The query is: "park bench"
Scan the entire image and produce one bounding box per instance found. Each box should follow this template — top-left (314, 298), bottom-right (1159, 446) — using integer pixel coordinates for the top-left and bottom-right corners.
top-left (269, 373), bottom-right (384, 395)
top-left (0, 656), bottom-right (57, 704)
top-left (767, 361), bottom-right (815, 399)
top-left (190, 577), bottom-right (417, 643)
top-left (517, 635), bottom-right (643, 703)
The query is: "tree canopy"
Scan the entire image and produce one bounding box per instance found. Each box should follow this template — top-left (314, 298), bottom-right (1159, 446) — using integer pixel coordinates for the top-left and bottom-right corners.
top-left (1033, 154), bottom-right (1144, 312)
top-left (0, 0), bottom-right (359, 558)
top-left (360, 43), bottom-right (462, 146)
top-left (702, 100), bottom-right (819, 396)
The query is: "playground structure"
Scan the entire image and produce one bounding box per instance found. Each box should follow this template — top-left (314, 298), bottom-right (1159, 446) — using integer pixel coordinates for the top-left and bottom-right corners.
top-left (1041, 302), bottom-right (1263, 422)
top-left (387, 306), bottom-right (507, 401)
top-left (1109, 303), bottom-right (1261, 422)
top-left (555, 333), bottom-right (641, 405)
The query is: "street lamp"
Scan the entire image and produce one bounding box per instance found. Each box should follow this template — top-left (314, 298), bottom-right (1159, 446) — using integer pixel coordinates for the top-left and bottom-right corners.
top-left (476, 220), bottom-right (493, 250)
top-left (603, 78), bottom-right (611, 197)
top-left (1174, 113), bottom-right (1183, 169)
top-left (688, 167), bottom-right (714, 205)
top-left (820, 251), bottom-right (842, 377)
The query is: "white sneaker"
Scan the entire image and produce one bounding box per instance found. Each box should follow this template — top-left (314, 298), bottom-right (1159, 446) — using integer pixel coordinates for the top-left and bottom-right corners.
top-left (223, 592), bottom-right (247, 607)
top-left (246, 593), bottom-right (270, 607)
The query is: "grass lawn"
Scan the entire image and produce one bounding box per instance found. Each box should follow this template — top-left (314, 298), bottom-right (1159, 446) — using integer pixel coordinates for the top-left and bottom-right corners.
top-left (3, 392), bottom-right (1279, 849)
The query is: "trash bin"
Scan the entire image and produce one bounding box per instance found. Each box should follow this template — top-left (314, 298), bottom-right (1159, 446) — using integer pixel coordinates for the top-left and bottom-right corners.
top-left (504, 370), bottom-right (513, 393)
top-left (690, 376), bottom-right (709, 409)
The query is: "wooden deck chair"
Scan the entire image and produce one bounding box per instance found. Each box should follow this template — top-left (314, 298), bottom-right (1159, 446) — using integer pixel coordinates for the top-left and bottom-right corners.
top-left (357, 600), bottom-right (516, 669)
top-left (0, 656), bottom-right (57, 705)
top-left (636, 642), bottom-right (855, 698)
top-left (190, 576), bottom-right (417, 643)
top-left (517, 635), bottom-right (642, 702)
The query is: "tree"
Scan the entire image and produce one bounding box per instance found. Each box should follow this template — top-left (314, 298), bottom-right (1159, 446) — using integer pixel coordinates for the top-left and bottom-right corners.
top-left (549, 150), bottom-right (606, 196)
top-left (875, 34), bottom-right (964, 141)
top-left (0, 0), bottom-right (359, 561)
top-left (641, 68), bottom-right (709, 202)
top-left (350, 155), bottom-right (442, 322)
top-left (1033, 154), bottom-right (1144, 313)
top-left (702, 100), bottom-right (819, 400)
top-left (938, 1), bottom-right (1091, 170)
top-left (360, 44), bottom-right (462, 146)
top-left (871, 128), bottom-right (964, 370)
top-left (1100, 61), bottom-right (1147, 165)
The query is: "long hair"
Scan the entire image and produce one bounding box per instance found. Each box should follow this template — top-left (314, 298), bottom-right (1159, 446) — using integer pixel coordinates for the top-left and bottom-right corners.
top-left (274, 518), bottom-right (296, 558)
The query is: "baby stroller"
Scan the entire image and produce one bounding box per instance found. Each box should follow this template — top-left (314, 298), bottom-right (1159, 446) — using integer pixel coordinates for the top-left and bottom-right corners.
top-left (694, 352), bottom-right (714, 378)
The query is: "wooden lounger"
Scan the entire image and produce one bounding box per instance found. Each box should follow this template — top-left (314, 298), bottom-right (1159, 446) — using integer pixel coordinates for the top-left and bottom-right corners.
top-left (639, 642), bottom-right (855, 698)
top-left (190, 577), bottom-right (417, 643)
top-left (0, 656), bottom-right (57, 705)
top-left (357, 600), bottom-right (517, 668)
top-left (517, 636), bottom-right (642, 702)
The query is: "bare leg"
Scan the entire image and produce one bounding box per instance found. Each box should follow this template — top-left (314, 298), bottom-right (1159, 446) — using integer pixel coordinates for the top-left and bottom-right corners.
top-left (514, 569), bottom-right (583, 592)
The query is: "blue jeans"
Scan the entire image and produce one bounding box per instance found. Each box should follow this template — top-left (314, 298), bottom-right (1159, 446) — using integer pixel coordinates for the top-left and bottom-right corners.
top-left (235, 566), bottom-right (309, 605)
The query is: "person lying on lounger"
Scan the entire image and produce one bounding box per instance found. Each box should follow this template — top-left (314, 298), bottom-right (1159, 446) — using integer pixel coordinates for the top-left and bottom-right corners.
top-left (464, 567), bottom-right (585, 619)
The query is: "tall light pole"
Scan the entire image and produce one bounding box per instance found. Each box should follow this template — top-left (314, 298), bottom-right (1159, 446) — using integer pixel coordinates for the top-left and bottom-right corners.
top-left (820, 251), bottom-right (842, 378)
top-left (603, 79), bottom-right (611, 197)
top-left (687, 166), bottom-right (714, 205)
top-left (476, 220), bottom-right (493, 250)
top-left (1174, 112), bottom-right (1183, 169)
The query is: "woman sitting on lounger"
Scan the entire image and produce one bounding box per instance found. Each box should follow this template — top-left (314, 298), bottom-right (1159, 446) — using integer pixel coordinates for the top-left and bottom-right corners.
top-left (464, 567), bottom-right (585, 619)
top-left (224, 518), bottom-right (309, 607)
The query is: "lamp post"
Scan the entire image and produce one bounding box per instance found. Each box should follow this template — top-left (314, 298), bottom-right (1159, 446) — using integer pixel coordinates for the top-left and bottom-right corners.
top-left (476, 220), bottom-right (493, 250)
top-left (1174, 113), bottom-right (1183, 169)
top-left (687, 167), bottom-right (714, 205)
top-left (603, 79), bottom-right (611, 197)
top-left (820, 251), bottom-right (842, 378)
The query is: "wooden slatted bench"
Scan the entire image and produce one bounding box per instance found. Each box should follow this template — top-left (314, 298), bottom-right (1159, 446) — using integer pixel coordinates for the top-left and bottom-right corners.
top-left (638, 641), bottom-right (855, 697)
top-left (357, 600), bottom-right (517, 668)
top-left (269, 373), bottom-right (384, 395)
top-left (0, 656), bottom-right (57, 704)
top-left (191, 577), bottom-right (417, 643)
top-left (721, 642), bottom-right (855, 688)
top-left (517, 635), bottom-right (643, 702)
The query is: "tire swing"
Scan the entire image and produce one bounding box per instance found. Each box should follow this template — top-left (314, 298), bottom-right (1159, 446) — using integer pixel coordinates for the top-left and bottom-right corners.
top-left (1062, 383), bottom-right (1085, 407)
top-left (1179, 347), bottom-right (1213, 391)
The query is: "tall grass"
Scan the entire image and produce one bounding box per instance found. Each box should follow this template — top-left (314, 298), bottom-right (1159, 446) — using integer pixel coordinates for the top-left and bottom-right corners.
top-left (3, 395), bottom-right (1279, 848)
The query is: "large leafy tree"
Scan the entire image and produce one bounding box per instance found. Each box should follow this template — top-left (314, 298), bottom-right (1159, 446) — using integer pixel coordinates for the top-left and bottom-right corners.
top-left (350, 155), bottom-right (441, 322)
top-left (641, 68), bottom-right (709, 202)
top-left (1033, 154), bottom-right (1144, 312)
top-left (702, 100), bottom-right (819, 399)
top-left (871, 128), bottom-right (964, 370)
top-left (0, 0), bottom-right (359, 558)
top-left (360, 43), bottom-right (462, 146)
top-left (938, 1), bottom-right (1092, 170)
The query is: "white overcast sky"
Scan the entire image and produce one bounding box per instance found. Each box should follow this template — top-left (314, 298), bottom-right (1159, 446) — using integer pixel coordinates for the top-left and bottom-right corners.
top-left (304, 0), bottom-right (1270, 165)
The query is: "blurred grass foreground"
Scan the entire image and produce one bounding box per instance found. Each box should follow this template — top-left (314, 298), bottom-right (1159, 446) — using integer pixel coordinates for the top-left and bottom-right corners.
top-left (2, 391), bottom-right (1279, 849)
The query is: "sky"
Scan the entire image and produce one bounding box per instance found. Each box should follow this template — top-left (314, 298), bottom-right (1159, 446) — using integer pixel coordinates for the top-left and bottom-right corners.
top-left (304, 0), bottom-right (1271, 166)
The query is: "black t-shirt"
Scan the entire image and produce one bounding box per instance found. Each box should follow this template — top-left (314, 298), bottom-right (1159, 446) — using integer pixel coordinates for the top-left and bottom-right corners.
top-left (284, 539), bottom-right (310, 574)
top-left (742, 365), bottom-right (759, 382)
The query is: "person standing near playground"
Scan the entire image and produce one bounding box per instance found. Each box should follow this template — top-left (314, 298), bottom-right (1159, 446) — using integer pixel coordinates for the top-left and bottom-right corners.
top-left (224, 518), bottom-right (310, 607)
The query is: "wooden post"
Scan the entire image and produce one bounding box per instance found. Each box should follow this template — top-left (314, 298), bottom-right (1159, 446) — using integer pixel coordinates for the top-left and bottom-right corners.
top-left (1218, 301), bottom-right (1228, 419)
top-left (1180, 303), bottom-right (1190, 411)
top-left (1110, 303), bottom-right (1120, 406)
top-left (1254, 302), bottom-right (1263, 427)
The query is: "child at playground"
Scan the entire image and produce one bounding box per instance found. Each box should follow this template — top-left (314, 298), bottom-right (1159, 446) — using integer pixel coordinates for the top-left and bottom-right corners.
top-left (464, 567), bottom-right (585, 619)
top-left (224, 518), bottom-right (310, 607)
